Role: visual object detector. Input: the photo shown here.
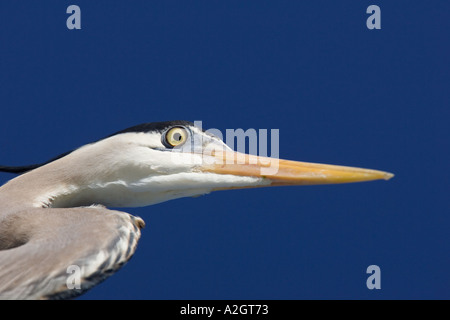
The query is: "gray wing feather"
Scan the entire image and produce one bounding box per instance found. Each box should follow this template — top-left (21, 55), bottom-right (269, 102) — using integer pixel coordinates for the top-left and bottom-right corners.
top-left (0, 207), bottom-right (144, 300)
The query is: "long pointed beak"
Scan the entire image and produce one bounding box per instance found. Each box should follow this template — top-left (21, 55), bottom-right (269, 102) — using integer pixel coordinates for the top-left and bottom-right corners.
top-left (200, 151), bottom-right (393, 186)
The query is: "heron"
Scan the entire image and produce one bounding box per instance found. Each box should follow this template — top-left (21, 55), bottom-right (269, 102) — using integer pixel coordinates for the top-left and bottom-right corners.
top-left (0, 121), bottom-right (393, 299)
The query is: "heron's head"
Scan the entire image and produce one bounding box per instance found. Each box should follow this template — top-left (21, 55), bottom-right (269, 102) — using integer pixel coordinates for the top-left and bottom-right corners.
top-left (18, 121), bottom-right (393, 208)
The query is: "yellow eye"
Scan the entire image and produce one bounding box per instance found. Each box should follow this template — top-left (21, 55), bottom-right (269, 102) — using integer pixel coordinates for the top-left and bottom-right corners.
top-left (165, 127), bottom-right (188, 147)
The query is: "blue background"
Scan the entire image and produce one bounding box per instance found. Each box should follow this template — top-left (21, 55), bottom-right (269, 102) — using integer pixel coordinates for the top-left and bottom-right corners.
top-left (0, 1), bottom-right (448, 299)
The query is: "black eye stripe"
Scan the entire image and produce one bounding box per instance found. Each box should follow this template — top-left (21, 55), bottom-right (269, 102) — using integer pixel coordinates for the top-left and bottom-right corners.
top-left (109, 121), bottom-right (194, 137)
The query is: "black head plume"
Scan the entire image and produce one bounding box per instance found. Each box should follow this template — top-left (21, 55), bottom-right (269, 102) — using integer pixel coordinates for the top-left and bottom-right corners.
top-left (0, 121), bottom-right (195, 175)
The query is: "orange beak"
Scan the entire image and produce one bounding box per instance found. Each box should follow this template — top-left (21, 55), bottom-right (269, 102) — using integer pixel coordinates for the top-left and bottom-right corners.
top-left (200, 151), bottom-right (393, 187)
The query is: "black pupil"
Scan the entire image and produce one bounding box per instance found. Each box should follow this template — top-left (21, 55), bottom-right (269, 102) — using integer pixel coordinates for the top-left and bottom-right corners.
top-left (173, 132), bottom-right (182, 141)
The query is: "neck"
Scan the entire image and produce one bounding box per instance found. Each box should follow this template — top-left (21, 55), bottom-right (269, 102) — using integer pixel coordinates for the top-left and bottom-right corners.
top-left (0, 137), bottom-right (160, 212)
top-left (0, 148), bottom-right (176, 213)
top-left (0, 166), bottom-right (152, 213)
top-left (0, 167), bottom-right (81, 213)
